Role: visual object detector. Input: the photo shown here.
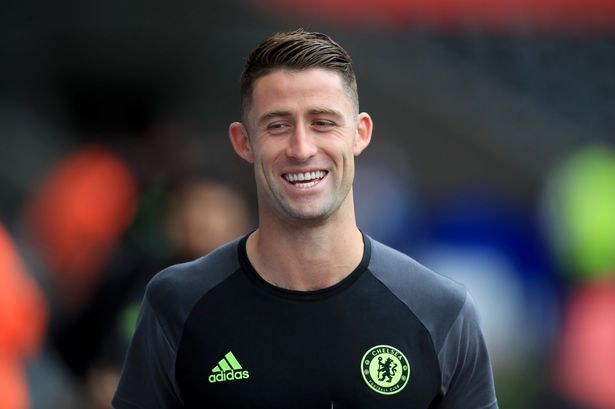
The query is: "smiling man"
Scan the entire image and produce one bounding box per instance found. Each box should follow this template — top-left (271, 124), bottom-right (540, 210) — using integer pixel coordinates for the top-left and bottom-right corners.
top-left (113, 30), bottom-right (499, 409)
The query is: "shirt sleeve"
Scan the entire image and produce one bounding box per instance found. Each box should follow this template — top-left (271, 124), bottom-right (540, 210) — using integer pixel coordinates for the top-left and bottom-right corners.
top-left (436, 292), bottom-right (499, 409)
top-left (112, 295), bottom-right (183, 409)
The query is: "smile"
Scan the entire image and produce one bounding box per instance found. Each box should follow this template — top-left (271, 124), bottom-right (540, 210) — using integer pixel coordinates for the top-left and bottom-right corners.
top-left (283, 170), bottom-right (328, 188)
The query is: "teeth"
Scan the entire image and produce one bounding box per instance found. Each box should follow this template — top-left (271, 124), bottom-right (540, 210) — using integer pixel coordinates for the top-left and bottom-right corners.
top-left (295, 180), bottom-right (318, 188)
top-left (284, 171), bottom-right (326, 182)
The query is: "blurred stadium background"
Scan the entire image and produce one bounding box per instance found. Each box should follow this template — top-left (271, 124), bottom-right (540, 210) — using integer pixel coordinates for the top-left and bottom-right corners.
top-left (1, 1), bottom-right (614, 408)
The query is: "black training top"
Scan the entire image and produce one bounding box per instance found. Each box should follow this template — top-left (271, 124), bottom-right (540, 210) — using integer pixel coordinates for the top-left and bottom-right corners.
top-left (113, 233), bottom-right (498, 409)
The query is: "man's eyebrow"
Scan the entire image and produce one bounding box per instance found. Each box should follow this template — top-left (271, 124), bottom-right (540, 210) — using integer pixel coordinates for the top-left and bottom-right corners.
top-left (309, 107), bottom-right (343, 119)
top-left (256, 107), bottom-right (345, 127)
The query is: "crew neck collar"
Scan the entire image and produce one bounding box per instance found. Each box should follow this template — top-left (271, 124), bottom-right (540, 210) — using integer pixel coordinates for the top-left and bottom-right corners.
top-left (237, 231), bottom-right (371, 301)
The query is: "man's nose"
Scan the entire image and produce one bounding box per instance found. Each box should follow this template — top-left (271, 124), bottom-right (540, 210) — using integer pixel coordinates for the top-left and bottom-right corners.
top-left (286, 125), bottom-right (317, 161)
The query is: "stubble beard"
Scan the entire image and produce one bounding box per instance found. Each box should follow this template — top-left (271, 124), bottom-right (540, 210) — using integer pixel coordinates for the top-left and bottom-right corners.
top-left (263, 175), bottom-right (352, 227)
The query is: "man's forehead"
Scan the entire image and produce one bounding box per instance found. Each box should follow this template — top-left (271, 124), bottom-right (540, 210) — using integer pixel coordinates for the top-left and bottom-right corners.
top-left (252, 68), bottom-right (346, 95)
top-left (250, 69), bottom-right (351, 111)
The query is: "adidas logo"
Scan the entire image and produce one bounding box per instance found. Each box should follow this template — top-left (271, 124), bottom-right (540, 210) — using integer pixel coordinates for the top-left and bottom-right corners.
top-left (208, 351), bottom-right (250, 383)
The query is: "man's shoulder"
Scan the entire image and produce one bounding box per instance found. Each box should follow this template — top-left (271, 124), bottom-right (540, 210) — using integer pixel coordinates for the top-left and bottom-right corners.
top-left (368, 237), bottom-right (466, 302)
top-left (367, 237), bottom-right (468, 348)
top-left (144, 237), bottom-right (243, 331)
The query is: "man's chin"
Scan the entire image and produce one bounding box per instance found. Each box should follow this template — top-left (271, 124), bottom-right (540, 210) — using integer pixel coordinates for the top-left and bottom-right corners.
top-left (280, 205), bottom-right (333, 226)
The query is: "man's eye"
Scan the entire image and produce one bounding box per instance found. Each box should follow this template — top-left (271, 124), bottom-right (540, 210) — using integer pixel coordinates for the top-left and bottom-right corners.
top-left (313, 120), bottom-right (334, 129)
top-left (267, 122), bottom-right (290, 134)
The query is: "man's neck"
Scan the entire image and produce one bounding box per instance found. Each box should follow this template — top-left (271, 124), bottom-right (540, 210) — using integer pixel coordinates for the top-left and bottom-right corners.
top-left (246, 214), bottom-right (364, 292)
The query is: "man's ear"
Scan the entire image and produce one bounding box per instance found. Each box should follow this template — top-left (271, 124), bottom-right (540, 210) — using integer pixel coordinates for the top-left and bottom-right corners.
top-left (354, 112), bottom-right (373, 156)
top-left (229, 122), bottom-right (254, 163)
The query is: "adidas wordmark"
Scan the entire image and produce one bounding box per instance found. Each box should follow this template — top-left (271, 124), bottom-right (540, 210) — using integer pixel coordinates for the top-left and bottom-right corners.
top-left (208, 351), bottom-right (250, 383)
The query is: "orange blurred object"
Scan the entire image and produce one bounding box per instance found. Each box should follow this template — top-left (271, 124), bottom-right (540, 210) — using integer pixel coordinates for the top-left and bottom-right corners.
top-left (24, 145), bottom-right (138, 309)
top-left (555, 282), bottom-right (615, 409)
top-left (0, 223), bottom-right (48, 409)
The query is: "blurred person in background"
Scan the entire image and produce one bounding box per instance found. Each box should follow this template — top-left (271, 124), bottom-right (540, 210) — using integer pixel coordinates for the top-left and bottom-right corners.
top-left (58, 176), bottom-right (251, 409)
top-left (113, 29), bottom-right (498, 409)
top-left (23, 144), bottom-right (139, 313)
top-left (165, 178), bottom-right (253, 263)
top-left (20, 143), bottom-right (139, 408)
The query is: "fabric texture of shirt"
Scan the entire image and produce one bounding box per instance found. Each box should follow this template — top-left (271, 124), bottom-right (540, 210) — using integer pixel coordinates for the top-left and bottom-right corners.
top-left (113, 233), bottom-right (498, 409)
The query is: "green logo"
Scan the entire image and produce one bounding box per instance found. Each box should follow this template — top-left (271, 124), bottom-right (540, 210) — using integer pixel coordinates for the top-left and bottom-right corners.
top-left (361, 345), bottom-right (410, 395)
top-left (208, 351), bottom-right (250, 383)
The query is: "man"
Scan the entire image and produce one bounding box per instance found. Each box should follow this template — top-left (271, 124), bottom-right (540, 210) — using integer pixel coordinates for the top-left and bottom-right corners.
top-left (113, 29), bottom-right (498, 409)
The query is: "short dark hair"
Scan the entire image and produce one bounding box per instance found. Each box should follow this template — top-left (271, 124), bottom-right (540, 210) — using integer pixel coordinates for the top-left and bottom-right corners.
top-left (239, 29), bottom-right (358, 121)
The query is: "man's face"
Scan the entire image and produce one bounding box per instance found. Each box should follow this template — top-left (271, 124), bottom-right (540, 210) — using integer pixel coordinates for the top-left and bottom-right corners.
top-left (232, 68), bottom-right (371, 226)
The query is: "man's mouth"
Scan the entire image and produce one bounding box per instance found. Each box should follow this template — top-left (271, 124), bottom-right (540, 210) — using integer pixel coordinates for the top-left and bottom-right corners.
top-left (283, 170), bottom-right (328, 188)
